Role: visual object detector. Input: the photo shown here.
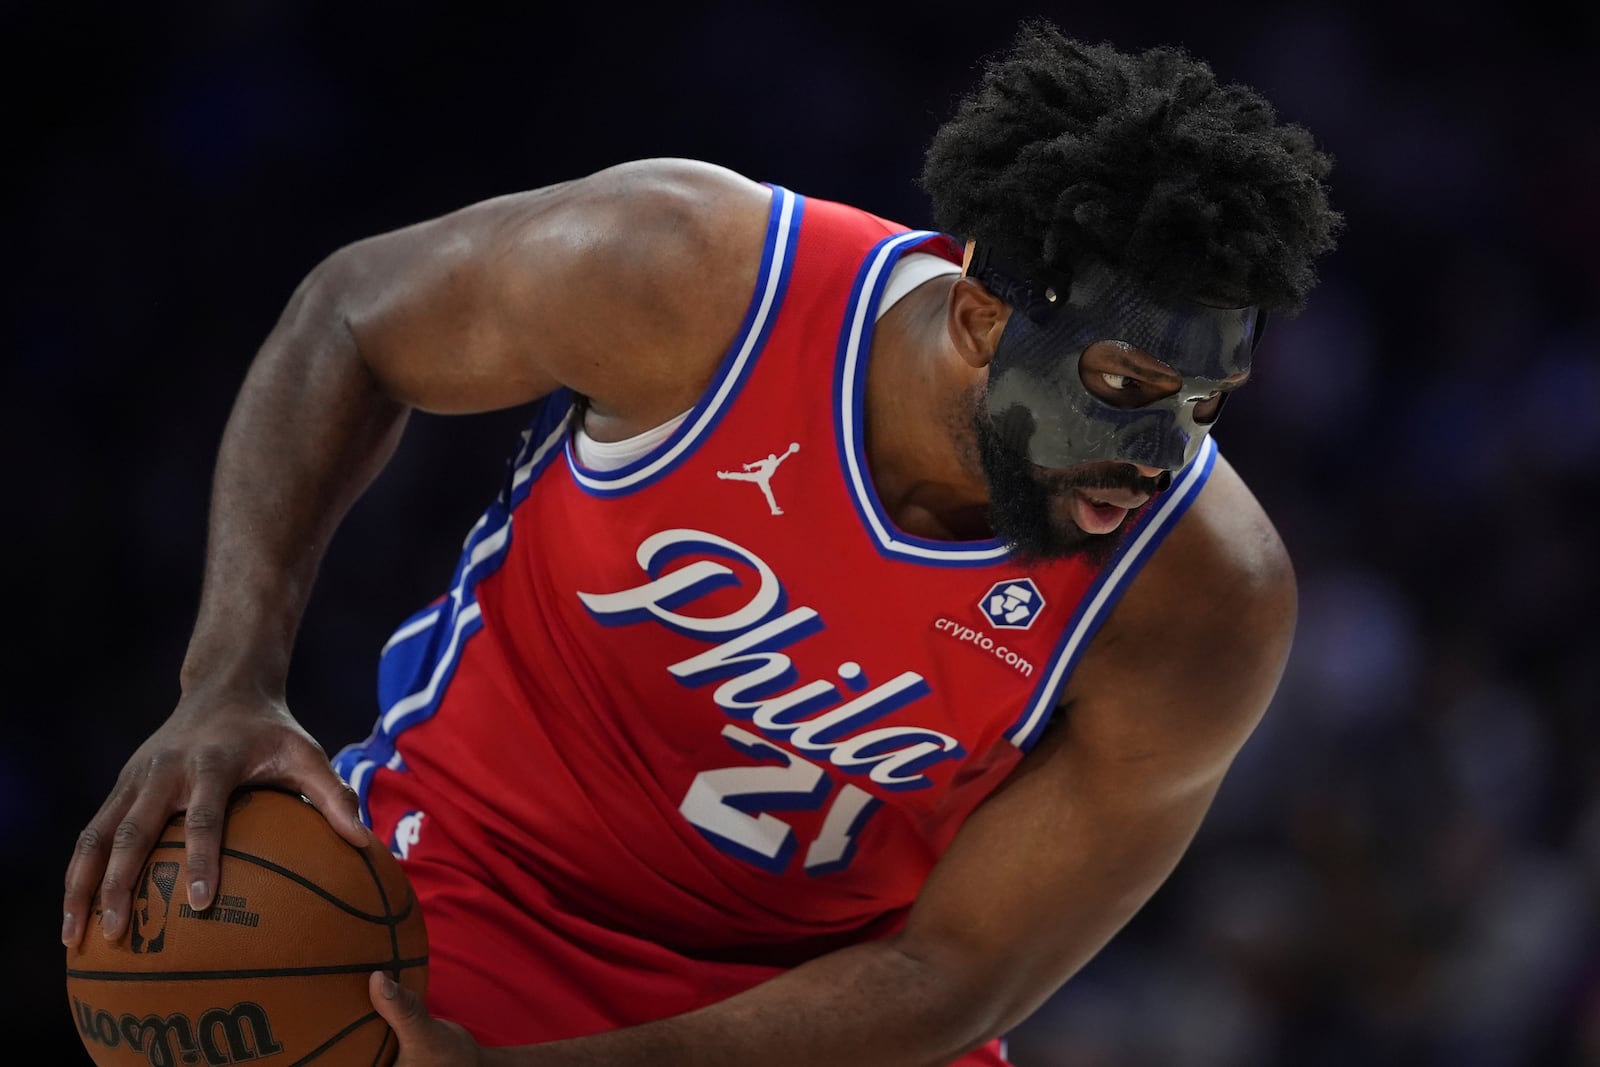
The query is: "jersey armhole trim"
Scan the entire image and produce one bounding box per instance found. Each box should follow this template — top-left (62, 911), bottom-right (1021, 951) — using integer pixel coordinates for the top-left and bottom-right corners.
top-left (1004, 436), bottom-right (1220, 750)
top-left (564, 184), bottom-right (804, 495)
top-left (834, 230), bottom-right (1011, 566)
top-left (333, 392), bottom-right (576, 818)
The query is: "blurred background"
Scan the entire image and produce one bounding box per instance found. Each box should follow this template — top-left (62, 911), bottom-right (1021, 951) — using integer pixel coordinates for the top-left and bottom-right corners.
top-left (12, 1), bottom-right (1598, 1063)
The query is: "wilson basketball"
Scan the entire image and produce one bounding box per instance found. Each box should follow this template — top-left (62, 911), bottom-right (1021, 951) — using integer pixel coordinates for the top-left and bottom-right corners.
top-left (65, 786), bottom-right (428, 1066)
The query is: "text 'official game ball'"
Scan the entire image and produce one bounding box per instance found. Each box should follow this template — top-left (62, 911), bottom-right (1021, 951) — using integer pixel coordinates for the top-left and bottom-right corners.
top-left (65, 786), bottom-right (427, 1066)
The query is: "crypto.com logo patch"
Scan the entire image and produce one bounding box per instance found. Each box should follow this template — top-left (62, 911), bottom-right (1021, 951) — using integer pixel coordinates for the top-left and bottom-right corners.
top-left (979, 578), bottom-right (1045, 630)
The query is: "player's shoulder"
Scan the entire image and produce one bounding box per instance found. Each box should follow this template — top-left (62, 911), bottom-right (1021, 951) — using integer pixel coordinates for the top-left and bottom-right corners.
top-left (1088, 450), bottom-right (1297, 685)
top-left (439, 156), bottom-right (775, 305)
top-left (550, 157), bottom-right (773, 251)
top-left (1058, 450), bottom-right (1296, 757)
top-left (1182, 450), bottom-right (1291, 573)
top-left (584, 156), bottom-right (764, 199)
top-left (1143, 451), bottom-right (1296, 637)
top-left (520, 159), bottom-right (778, 425)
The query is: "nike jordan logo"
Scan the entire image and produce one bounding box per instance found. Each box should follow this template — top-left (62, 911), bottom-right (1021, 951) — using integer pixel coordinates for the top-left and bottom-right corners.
top-left (716, 443), bottom-right (799, 515)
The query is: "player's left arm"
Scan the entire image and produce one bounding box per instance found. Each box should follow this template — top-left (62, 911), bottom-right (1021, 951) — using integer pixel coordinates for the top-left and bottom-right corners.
top-left (885, 453), bottom-right (1298, 1050)
top-left (376, 455), bottom-right (1295, 1067)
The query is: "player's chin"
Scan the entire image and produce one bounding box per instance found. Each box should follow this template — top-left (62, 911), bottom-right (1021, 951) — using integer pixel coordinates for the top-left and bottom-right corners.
top-left (1064, 524), bottom-right (1129, 567)
top-left (1044, 506), bottom-right (1130, 564)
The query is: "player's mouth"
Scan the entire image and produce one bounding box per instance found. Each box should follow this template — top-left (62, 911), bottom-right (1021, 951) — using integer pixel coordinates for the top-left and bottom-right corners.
top-left (1068, 488), bottom-right (1150, 535)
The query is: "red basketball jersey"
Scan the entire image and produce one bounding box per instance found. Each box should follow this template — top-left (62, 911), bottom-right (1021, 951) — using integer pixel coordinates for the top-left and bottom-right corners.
top-left (334, 184), bottom-right (1217, 1049)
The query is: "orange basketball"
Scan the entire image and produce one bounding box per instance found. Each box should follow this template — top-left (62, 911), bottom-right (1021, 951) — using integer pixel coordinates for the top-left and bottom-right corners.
top-left (65, 786), bottom-right (428, 1066)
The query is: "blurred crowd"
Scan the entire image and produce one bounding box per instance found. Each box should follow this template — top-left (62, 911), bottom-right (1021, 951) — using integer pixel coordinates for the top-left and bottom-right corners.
top-left (14, 2), bottom-right (1596, 1063)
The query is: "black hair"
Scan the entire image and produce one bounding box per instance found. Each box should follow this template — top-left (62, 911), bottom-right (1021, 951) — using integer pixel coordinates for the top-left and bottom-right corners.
top-left (920, 22), bottom-right (1343, 312)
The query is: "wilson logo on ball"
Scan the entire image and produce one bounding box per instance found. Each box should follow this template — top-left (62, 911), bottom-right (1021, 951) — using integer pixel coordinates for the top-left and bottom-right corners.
top-left (979, 578), bottom-right (1045, 630)
top-left (71, 995), bottom-right (285, 1066)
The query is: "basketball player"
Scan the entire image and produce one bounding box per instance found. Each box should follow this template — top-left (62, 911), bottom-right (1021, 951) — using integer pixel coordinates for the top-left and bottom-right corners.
top-left (63, 23), bottom-right (1341, 1066)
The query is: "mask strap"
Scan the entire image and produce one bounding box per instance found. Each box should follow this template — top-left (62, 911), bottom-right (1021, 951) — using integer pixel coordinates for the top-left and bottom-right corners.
top-left (1251, 308), bottom-right (1270, 353)
top-left (965, 242), bottom-right (1072, 325)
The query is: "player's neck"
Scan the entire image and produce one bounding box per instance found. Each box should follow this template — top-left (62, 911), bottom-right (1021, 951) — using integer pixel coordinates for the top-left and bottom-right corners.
top-left (864, 277), bottom-right (993, 539)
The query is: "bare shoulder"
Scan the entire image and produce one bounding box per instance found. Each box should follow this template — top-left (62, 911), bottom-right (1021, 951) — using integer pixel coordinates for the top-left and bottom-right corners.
top-left (1055, 452), bottom-right (1296, 791)
top-left (324, 158), bottom-right (774, 422)
top-left (1161, 451), bottom-right (1296, 635)
top-left (1095, 451), bottom-right (1294, 664)
top-left (512, 156), bottom-right (772, 316)
top-left (564, 156), bottom-right (772, 234)
top-left (503, 158), bottom-right (776, 426)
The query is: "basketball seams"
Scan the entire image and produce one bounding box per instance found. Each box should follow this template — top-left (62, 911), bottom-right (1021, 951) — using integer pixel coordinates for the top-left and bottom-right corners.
top-left (65, 957), bottom-right (429, 982)
top-left (353, 840), bottom-right (408, 975)
top-left (273, 1008), bottom-right (386, 1067)
top-left (370, 1026), bottom-right (396, 1067)
top-left (145, 838), bottom-right (401, 924)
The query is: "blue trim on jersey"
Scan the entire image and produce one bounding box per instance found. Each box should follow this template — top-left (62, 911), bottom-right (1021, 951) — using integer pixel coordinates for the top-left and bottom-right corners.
top-left (1004, 436), bottom-right (1219, 750)
top-left (333, 394), bottom-right (576, 824)
top-left (564, 184), bottom-right (805, 496)
top-left (834, 231), bottom-right (1011, 566)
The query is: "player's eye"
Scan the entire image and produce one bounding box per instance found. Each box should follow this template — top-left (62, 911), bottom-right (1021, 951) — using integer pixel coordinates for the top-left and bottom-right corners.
top-left (1194, 391), bottom-right (1225, 423)
top-left (1100, 372), bottom-right (1140, 391)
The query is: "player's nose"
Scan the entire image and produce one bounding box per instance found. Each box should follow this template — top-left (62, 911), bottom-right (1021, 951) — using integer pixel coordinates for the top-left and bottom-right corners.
top-left (1128, 463), bottom-right (1175, 493)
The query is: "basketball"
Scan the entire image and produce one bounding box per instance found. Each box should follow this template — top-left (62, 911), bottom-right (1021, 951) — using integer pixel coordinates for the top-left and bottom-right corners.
top-left (65, 786), bottom-right (428, 1066)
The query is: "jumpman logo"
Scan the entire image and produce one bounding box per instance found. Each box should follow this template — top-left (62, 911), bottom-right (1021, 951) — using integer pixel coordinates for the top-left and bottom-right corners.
top-left (716, 442), bottom-right (800, 516)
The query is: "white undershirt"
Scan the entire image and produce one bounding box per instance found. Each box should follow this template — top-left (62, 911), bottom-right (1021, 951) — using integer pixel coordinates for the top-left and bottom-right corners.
top-left (574, 252), bottom-right (961, 469)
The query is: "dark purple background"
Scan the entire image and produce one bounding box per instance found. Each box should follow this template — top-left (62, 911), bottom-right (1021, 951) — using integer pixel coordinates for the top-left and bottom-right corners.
top-left (15, 2), bottom-right (1599, 1062)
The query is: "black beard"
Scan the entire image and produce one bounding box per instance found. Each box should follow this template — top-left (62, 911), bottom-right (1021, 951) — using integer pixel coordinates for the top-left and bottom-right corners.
top-left (972, 409), bottom-right (1166, 567)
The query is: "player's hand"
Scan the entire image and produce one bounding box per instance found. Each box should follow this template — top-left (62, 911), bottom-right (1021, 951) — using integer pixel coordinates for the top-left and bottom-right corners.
top-left (372, 971), bottom-right (490, 1066)
top-left (61, 687), bottom-right (368, 949)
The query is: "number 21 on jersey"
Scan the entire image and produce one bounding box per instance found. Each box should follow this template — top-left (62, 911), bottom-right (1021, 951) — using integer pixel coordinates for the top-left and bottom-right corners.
top-left (679, 724), bottom-right (881, 875)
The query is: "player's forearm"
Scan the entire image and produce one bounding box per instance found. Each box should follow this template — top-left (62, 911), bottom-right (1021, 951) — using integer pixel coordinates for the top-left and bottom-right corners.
top-left (180, 261), bottom-right (410, 696)
top-left (492, 937), bottom-right (997, 1067)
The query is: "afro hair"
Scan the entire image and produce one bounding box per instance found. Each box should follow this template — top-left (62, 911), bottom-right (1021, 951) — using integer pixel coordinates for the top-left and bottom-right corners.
top-left (920, 21), bottom-right (1343, 312)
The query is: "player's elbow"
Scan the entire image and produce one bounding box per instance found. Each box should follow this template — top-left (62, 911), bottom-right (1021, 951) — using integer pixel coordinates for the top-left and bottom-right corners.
top-left (881, 932), bottom-right (1048, 1059)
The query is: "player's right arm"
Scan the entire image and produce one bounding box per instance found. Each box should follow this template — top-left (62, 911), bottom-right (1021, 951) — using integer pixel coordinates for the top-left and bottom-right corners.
top-left (62, 158), bottom-right (772, 947)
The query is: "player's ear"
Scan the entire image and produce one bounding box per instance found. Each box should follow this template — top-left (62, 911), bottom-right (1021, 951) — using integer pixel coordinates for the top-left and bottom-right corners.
top-left (948, 278), bottom-right (1009, 370)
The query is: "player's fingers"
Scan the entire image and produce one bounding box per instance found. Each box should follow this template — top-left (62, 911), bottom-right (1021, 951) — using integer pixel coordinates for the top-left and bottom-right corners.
top-left (290, 751), bottom-right (369, 848)
top-left (96, 787), bottom-right (182, 942)
top-left (62, 784), bottom-right (136, 946)
top-left (372, 971), bottom-right (475, 1061)
top-left (179, 752), bottom-right (240, 912)
top-left (370, 969), bottom-right (426, 1027)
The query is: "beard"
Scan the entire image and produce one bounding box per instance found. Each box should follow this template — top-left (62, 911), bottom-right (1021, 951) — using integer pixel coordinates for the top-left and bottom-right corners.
top-left (971, 401), bottom-right (1166, 567)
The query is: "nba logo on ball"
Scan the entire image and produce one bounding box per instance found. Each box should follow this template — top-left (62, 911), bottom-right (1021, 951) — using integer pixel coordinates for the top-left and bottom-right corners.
top-left (131, 861), bottom-right (179, 954)
top-left (980, 578), bottom-right (1044, 629)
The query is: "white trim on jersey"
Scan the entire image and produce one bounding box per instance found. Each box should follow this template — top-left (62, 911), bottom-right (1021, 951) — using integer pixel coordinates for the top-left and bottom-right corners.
top-left (1004, 435), bottom-right (1217, 747)
top-left (515, 416), bottom-right (576, 494)
top-left (839, 231), bottom-right (1013, 563)
top-left (375, 413), bottom-right (570, 739)
top-left (337, 410), bottom-right (575, 806)
top-left (381, 608), bottom-right (442, 656)
top-left (567, 251), bottom-right (960, 472)
top-left (565, 185), bottom-right (799, 491)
